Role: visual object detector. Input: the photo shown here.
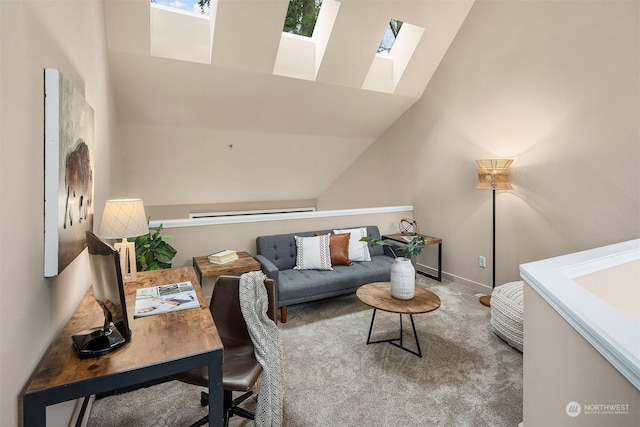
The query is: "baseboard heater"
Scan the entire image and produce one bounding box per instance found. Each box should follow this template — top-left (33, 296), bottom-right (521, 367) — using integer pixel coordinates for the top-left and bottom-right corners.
top-left (152, 205), bottom-right (413, 229)
top-left (189, 207), bottom-right (316, 219)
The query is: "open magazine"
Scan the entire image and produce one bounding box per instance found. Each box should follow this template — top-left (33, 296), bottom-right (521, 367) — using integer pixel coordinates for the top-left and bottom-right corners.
top-left (134, 281), bottom-right (200, 318)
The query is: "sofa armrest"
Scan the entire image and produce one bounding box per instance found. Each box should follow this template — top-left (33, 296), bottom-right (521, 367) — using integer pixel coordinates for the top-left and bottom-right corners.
top-left (254, 254), bottom-right (280, 283)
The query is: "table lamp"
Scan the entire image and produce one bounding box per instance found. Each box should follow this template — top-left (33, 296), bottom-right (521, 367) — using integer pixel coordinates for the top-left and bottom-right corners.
top-left (476, 159), bottom-right (513, 307)
top-left (98, 199), bottom-right (149, 283)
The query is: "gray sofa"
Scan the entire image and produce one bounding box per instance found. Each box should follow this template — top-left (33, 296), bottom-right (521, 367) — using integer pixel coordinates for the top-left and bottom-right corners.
top-left (255, 225), bottom-right (398, 322)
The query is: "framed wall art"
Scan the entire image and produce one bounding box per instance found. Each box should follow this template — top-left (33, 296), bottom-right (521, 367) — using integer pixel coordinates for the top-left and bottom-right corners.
top-left (44, 68), bottom-right (95, 277)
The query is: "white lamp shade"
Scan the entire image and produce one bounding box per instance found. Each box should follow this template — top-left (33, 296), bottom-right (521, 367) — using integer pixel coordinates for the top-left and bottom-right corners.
top-left (99, 199), bottom-right (149, 239)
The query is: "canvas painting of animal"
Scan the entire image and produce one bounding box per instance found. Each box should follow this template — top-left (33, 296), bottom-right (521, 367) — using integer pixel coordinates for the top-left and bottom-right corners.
top-left (44, 68), bottom-right (95, 277)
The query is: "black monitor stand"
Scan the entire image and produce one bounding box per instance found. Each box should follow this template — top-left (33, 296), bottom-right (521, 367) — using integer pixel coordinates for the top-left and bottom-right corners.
top-left (72, 320), bottom-right (126, 359)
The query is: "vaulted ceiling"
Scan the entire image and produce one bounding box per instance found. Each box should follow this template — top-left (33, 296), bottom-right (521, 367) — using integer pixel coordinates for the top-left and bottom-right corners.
top-left (104, 0), bottom-right (474, 139)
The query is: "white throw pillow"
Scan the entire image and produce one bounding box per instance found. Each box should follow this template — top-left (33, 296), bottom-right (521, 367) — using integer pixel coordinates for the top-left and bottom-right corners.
top-left (333, 227), bottom-right (371, 262)
top-left (294, 234), bottom-right (333, 270)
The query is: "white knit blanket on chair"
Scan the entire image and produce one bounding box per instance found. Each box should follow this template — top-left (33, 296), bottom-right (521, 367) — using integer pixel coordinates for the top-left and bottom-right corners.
top-left (239, 271), bottom-right (284, 427)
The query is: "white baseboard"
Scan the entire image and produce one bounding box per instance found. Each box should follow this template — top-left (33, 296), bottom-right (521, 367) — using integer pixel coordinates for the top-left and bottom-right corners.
top-left (416, 262), bottom-right (492, 294)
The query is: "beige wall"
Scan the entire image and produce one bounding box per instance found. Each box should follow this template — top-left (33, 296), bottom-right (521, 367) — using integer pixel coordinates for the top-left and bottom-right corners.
top-left (523, 283), bottom-right (639, 426)
top-left (318, 0), bottom-right (640, 291)
top-left (1, 1), bottom-right (638, 426)
top-left (118, 122), bottom-right (375, 206)
top-left (0, 1), bottom-right (122, 425)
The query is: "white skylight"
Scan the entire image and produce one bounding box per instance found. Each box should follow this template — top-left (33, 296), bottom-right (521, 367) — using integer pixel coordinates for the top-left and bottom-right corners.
top-left (151, 0), bottom-right (209, 16)
top-left (363, 20), bottom-right (425, 94)
top-left (150, 0), bottom-right (213, 64)
top-left (283, 0), bottom-right (323, 38)
top-left (273, 0), bottom-right (340, 81)
top-left (378, 19), bottom-right (403, 56)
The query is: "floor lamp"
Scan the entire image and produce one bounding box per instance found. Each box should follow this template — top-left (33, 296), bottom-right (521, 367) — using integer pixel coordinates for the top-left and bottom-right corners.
top-left (476, 159), bottom-right (513, 307)
top-left (99, 199), bottom-right (149, 283)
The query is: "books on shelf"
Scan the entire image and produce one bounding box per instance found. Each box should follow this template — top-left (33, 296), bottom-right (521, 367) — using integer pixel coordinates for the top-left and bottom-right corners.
top-left (208, 249), bottom-right (238, 264)
top-left (134, 281), bottom-right (199, 318)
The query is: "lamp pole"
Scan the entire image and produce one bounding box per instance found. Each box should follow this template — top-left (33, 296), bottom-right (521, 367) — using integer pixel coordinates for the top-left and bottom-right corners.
top-left (476, 159), bottom-right (513, 307)
top-left (479, 187), bottom-right (496, 307)
top-left (492, 187), bottom-right (496, 291)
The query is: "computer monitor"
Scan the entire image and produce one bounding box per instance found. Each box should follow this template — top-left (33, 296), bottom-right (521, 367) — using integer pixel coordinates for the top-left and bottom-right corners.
top-left (72, 231), bottom-right (132, 358)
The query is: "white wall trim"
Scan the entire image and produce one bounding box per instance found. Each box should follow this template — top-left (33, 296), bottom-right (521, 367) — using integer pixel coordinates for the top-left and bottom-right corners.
top-left (520, 239), bottom-right (640, 390)
top-left (418, 263), bottom-right (492, 294)
top-left (149, 205), bottom-right (414, 229)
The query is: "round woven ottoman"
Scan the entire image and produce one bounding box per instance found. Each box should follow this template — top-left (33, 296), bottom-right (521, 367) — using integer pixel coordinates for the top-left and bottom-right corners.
top-left (490, 281), bottom-right (524, 352)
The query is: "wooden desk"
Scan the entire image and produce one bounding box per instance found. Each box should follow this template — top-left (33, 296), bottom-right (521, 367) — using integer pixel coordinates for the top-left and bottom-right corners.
top-left (23, 267), bottom-right (224, 426)
top-left (193, 251), bottom-right (261, 284)
top-left (382, 233), bottom-right (443, 282)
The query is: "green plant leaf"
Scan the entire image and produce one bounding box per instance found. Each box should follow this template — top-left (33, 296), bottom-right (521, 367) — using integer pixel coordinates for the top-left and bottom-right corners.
top-left (146, 262), bottom-right (160, 271)
top-left (359, 235), bottom-right (426, 258)
top-left (359, 236), bottom-right (400, 258)
top-left (154, 248), bottom-right (176, 263)
top-left (403, 236), bottom-right (426, 256)
top-left (134, 222), bottom-right (177, 271)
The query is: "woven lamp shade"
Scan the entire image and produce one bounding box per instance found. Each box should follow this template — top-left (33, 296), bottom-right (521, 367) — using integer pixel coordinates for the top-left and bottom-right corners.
top-left (476, 159), bottom-right (513, 190)
top-left (99, 199), bottom-right (149, 239)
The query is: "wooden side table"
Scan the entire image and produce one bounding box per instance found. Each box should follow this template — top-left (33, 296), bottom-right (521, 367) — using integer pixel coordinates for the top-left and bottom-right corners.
top-left (356, 281), bottom-right (441, 358)
top-left (382, 233), bottom-right (443, 282)
top-left (192, 251), bottom-right (261, 285)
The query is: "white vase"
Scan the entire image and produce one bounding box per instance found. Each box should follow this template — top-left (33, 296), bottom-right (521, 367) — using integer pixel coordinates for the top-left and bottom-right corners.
top-left (390, 257), bottom-right (416, 299)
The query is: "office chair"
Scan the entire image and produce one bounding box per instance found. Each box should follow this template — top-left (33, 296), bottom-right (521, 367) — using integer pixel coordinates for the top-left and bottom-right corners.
top-left (173, 275), bottom-right (278, 427)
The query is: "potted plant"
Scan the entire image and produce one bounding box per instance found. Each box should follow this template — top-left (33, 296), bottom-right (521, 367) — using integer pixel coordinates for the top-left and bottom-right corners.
top-left (361, 235), bottom-right (426, 300)
top-left (360, 235), bottom-right (426, 259)
top-left (134, 223), bottom-right (177, 271)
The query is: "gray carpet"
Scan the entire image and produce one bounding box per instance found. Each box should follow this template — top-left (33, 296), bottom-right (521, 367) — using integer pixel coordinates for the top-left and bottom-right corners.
top-left (87, 277), bottom-right (523, 426)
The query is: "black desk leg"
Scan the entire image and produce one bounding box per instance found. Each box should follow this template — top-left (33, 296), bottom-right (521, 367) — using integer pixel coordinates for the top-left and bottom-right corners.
top-left (208, 351), bottom-right (224, 427)
top-left (23, 394), bottom-right (46, 427)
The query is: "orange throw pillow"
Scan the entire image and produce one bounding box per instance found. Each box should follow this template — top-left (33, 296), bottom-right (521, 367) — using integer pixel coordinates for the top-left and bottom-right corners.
top-left (315, 232), bottom-right (353, 266)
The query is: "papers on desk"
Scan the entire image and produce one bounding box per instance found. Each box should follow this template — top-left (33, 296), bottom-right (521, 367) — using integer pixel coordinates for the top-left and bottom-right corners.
top-left (134, 281), bottom-right (199, 318)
